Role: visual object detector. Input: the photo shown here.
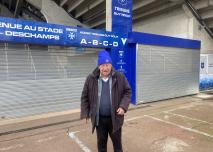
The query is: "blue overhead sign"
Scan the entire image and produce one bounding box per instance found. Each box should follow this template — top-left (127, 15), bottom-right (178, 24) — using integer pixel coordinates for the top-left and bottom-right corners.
top-left (128, 32), bottom-right (201, 49)
top-left (0, 17), bottom-right (127, 48)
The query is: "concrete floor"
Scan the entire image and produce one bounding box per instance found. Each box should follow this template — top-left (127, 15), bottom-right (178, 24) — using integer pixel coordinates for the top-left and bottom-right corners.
top-left (0, 94), bottom-right (213, 152)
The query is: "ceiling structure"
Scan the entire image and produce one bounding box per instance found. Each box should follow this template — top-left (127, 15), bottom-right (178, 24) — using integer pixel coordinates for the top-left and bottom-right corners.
top-left (0, 0), bottom-right (213, 38)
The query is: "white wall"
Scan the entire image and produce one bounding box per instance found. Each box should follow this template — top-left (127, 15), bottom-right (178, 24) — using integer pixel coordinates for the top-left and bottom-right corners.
top-left (134, 8), bottom-right (190, 38)
top-left (133, 6), bottom-right (213, 54)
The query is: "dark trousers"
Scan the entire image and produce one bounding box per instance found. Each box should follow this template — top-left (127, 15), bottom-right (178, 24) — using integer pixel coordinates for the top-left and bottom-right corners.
top-left (96, 116), bottom-right (123, 152)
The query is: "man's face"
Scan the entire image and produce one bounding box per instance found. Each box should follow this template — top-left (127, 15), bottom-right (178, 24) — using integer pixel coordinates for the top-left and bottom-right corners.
top-left (99, 63), bottom-right (112, 77)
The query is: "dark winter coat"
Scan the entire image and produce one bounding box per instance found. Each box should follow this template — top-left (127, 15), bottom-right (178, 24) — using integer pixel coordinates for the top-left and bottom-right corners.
top-left (80, 67), bottom-right (131, 133)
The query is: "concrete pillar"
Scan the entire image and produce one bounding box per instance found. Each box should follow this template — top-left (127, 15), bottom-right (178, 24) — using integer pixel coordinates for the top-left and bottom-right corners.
top-left (106, 0), bottom-right (112, 31)
top-left (182, 4), bottom-right (194, 39)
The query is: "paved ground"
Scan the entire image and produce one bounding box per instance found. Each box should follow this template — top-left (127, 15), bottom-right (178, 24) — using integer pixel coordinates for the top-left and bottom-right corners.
top-left (0, 93), bottom-right (213, 152)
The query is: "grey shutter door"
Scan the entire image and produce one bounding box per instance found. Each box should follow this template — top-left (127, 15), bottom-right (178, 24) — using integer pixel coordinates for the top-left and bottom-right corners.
top-left (136, 44), bottom-right (200, 103)
top-left (0, 43), bottom-right (98, 119)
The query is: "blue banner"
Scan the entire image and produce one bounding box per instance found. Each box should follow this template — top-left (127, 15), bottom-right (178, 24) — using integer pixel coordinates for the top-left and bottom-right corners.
top-left (112, 0), bottom-right (132, 33)
top-left (0, 17), bottom-right (127, 48)
top-left (111, 0), bottom-right (136, 103)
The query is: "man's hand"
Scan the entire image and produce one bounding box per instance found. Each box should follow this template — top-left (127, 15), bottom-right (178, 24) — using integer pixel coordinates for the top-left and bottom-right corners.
top-left (117, 107), bottom-right (125, 115)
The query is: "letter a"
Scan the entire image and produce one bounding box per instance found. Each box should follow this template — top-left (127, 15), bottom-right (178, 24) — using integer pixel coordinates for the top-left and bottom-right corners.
top-left (81, 39), bottom-right (87, 44)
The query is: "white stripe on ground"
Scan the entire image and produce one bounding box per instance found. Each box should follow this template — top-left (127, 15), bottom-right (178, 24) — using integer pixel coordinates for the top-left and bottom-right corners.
top-left (36, 136), bottom-right (56, 143)
top-left (125, 103), bottom-right (201, 123)
top-left (0, 144), bottom-right (24, 151)
top-left (145, 115), bottom-right (213, 138)
top-left (164, 111), bottom-right (213, 125)
top-left (165, 104), bottom-right (200, 113)
top-left (125, 116), bottom-right (145, 122)
top-left (68, 131), bottom-right (91, 152)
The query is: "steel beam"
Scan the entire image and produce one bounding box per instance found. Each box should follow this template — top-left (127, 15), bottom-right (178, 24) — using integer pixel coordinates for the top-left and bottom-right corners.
top-left (201, 10), bottom-right (213, 19)
top-left (68, 0), bottom-right (85, 12)
top-left (133, 0), bottom-right (156, 11)
top-left (133, 1), bottom-right (183, 20)
top-left (89, 19), bottom-right (105, 28)
top-left (75, 0), bottom-right (104, 18)
top-left (60, 0), bottom-right (68, 6)
top-left (14, 0), bottom-right (23, 17)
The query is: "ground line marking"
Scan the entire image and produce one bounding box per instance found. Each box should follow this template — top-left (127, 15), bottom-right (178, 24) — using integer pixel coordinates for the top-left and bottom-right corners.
top-left (68, 131), bottom-right (92, 152)
top-left (125, 103), bottom-right (202, 123)
top-left (164, 111), bottom-right (213, 125)
top-left (125, 116), bottom-right (145, 122)
top-left (0, 144), bottom-right (24, 151)
top-left (145, 115), bottom-right (213, 138)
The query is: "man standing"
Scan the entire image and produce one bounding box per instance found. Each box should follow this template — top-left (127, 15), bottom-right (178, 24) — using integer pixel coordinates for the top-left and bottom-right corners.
top-left (81, 50), bottom-right (132, 152)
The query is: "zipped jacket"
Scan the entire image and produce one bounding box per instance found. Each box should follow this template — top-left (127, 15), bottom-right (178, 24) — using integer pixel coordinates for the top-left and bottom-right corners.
top-left (80, 67), bottom-right (131, 133)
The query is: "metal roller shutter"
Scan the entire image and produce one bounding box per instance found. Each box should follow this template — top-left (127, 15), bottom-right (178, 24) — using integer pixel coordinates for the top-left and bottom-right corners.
top-left (136, 44), bottom-right (200, 103)
top-left (0, 43), bottom-right (98, 119)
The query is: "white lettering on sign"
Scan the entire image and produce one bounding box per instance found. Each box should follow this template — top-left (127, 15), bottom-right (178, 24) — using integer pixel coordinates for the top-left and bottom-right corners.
top-left (80, 31), bottom-right (91, 35)
top-left (66, 28), bottom-right (77, 32)
top-left (93, 40), bottom-right (98, 45)
top-left (103, 41), bottom-right (109, 46)
top-left (5, 31), bottom-right (60, 40)
top-left (113, 42), bottom-right (118, 47)
top-left (80, 39), bottom-right (120, 47)
top-left (113, 12), bottom-right (131, 18)
top-left (0, 22), bottom-right (64, 34)
top-left (37, 27), bottom-right (63, 34)
top-left (121, 38), bottom-right (127, 45)
top-left (80, 31), bottom-right (119, 39)
top-left (24, 25), bottom-right (36, 31)
top-left (0, 22), bottom-right (22, 29)
top-left (113, 4), bottom-right (131, 18)
top-left (115, 7), bottom-right (130, 13)
top-left (81, 39), bottom-right (87, 44)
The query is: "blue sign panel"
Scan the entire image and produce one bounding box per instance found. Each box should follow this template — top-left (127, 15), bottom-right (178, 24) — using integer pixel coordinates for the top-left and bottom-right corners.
top-left (111, 43), bottom-right (136, 102)
top-left (0, 17), bottom-right (127, 48)
top-left (129, 32), bottom-right (201, 49)
top-left (111, 0), bottom-right (136, 104)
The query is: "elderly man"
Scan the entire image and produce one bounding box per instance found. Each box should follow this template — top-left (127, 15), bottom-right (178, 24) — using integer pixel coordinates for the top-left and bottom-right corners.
top-left (81, 49), bottom-right (131, 152)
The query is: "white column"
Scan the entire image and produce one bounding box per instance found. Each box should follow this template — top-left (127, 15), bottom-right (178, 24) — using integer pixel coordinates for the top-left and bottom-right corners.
top-left (106, 0), bottom-right (112, 31)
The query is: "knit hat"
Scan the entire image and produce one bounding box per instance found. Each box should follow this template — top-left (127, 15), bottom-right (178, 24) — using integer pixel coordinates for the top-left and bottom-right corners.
top-left (98, 50), bottom-right (112, 65)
